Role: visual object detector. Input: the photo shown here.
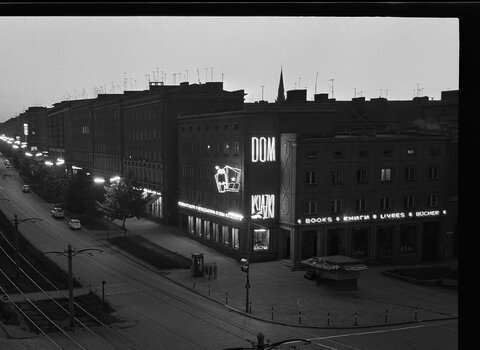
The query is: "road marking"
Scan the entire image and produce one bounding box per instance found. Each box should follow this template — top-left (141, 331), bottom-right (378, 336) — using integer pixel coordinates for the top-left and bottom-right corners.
top-left (309, 325), bottom-right (425, 341)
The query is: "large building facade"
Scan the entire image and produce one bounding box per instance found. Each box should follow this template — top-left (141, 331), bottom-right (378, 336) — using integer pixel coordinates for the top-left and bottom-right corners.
top-left (177, 90), bottom-right (458, 265)
top-left (0, 77), bottom-right (458, 265)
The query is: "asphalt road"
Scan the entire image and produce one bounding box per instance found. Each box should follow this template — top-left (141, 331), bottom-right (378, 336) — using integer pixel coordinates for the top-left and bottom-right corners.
top-left (0, 160), bottom-right (458, 350)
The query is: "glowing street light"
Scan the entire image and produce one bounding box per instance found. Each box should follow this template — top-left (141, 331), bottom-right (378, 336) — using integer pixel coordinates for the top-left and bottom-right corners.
top-left (94, 177), bottom-right (105, 184)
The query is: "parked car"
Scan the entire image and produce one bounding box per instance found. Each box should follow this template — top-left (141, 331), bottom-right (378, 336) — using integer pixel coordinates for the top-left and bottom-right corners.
top-left (22, 184), bottom-right (30, 193)
top-left (51, 207), bottom-right (64, 218)
top-left (68, 219), bottom-right (81, 230)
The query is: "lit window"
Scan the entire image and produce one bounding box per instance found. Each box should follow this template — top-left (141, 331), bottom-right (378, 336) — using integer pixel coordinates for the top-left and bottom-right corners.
top-left (232, 228), bottom-right (239, 249)
top-left (380, 168), bottom-right (392, 182)
top-left (233, 141), bottom-right (240, 156)
top-left (222, 226), bottom-right (230, 246)
top-left (204, 221), bottom-right (211, 240)
top-left (407, 149), bottom-right (416, 155)
top-left (253, 229), bottom-right (269, 251)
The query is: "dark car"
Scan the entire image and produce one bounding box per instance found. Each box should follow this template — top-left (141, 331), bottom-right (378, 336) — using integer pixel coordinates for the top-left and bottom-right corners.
top-left (22, 185), bottom-right (30, 193)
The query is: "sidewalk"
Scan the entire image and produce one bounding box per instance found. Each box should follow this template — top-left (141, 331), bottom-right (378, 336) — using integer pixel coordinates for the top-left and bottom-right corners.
top-left (103, 217), bottom-right (458, 328)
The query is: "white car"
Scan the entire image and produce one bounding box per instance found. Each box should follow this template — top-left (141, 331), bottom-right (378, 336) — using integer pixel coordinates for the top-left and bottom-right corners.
top-left (68, 219), bottom-right (81, 230)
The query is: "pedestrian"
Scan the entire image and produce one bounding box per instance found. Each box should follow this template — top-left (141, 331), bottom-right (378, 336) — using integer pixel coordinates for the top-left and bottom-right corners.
top-left (213, 262), bottom-right (217, 279)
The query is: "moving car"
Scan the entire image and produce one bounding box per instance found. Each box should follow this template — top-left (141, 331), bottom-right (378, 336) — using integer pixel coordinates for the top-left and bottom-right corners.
top-left (51, 207), bottom-right (64, 218)
top-left (22, 184), bottom-right (30, 193)
top-left (68, 219), bottom-right (81, 230)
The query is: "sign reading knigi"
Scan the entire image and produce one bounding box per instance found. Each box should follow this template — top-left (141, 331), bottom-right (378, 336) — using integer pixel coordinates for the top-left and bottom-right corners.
top-left (251, 137), bottom-right (275, 162)
top-left (297, 209), bottom-right (448, 225)
top-left (251, 194), bottom-right (275, 219)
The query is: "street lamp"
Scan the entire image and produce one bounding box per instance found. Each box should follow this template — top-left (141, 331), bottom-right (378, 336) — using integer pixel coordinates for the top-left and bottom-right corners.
top-left (241, 212), bottom-right (262, 314)
top-left (12, 214), bottom-right (42, 278)
top-left (44, 244), bottom-right (103, 329)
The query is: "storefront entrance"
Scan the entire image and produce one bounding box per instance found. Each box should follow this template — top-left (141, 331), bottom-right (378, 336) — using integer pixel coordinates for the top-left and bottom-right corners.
top-left (301, 230), bottom-right (317, 259)
top-left (422, 221), bottom-right (440, 261)
top-left (327, 228), bottom-right (346, 256)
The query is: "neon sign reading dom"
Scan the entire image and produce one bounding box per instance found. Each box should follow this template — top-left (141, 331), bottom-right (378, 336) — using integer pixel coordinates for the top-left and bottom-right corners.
top-left (251, 137), bottom-right (275, 162)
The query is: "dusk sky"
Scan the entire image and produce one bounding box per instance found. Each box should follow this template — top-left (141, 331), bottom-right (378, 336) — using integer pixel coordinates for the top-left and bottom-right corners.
top-left (0, 16), bottom-right (459, 123)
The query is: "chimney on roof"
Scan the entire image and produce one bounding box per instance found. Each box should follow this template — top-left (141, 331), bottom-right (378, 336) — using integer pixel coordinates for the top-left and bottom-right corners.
top-left (314, 93), bottom-right (329, 102)
top-left (286, 89), bottom-right (307, 102)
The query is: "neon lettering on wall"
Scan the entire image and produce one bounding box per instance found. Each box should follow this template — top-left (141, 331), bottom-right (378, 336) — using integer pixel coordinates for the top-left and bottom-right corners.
top-left (214, 165), bottom-right (241, 193)
top-left (297, 209), bottom-right (447, 225)
top-left (251, 194), bottom-right (275, 219)
top-left (178, 201), bottom-right (243, 221)
top-left (251, 137), bottom-right (275, 162)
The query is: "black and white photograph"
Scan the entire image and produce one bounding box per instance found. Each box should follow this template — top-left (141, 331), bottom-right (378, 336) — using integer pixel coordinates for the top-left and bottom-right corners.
top-left (0, 4), bottom-right (465, 350)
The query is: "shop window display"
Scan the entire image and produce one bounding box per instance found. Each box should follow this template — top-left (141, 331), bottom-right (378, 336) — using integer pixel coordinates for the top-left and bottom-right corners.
top-left (253, 229), bottom-right (269, 251)
top-left (400, 226), bottom-right (417, 254)
top-left (351, 228), bottom-right (369, 258)
top-left (376, 226), bottom-right (394, 257)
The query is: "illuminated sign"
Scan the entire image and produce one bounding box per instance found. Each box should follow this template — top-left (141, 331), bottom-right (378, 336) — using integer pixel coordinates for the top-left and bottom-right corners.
top-left (251, 194), bottom-right (275, 219)
top-left (297, 210), bottom-right (447, 225)
top-left (214, 165), bottom-right (241, 193)
top-left (24, 123), bottom-right (28, 136)
top-left (178, 201), bottom-right (243, 221)
top-left (251, 137), bottom-right (275, 162)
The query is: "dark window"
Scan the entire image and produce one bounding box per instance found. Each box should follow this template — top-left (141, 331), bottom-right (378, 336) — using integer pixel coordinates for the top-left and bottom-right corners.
top-left (428, 167), bottom-right (439, 180)
top-left (307, 151), bottom-right (317, 160)
top-left (306, 171), bottom-right (317, 184)
top-left (405, 167), bottom-right (416, 181)
top-left (356, 198), bottom-right (367, 212)
top-left (331, 170), bottom-right (344, 185)
top-left (404, 195), bottom-right (415, 209)
top-left (333, 151), bottom-right (343, 159)
top-left (304, 200), bottom-right (317, 214)
top-left (383, 149), bottom-right (393, 157)
top-left (330, 199), bottom-right (343, 214)
top-left (381, 197), bottom-right (391, 211)
top-left (428, 194), bottom-right (438, 207)
top-left (359, 150), bottom-right (368, 158)
top-left (356, 168), bottom-right (368, 183)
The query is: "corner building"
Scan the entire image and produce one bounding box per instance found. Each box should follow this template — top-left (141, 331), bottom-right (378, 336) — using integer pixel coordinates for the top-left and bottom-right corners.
top-left (178, 91), bottom-right (456, 266)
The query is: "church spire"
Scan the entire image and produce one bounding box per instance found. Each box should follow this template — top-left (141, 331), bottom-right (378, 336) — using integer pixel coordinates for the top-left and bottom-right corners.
top-left (276, 68), bottom-right (285, 103)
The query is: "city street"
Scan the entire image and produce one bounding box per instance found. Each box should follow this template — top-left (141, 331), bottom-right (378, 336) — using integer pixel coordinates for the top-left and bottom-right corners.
top-left (0, 160), bottom-right (458, 349)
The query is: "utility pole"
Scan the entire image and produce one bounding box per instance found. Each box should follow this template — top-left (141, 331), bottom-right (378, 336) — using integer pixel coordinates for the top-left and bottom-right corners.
top-left (43, 245), bottom-right (103, 330)
top-left (13, 215), bottom-right (42, 278)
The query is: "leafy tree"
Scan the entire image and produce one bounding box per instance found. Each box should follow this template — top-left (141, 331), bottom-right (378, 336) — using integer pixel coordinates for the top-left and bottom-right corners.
top-left (42, 167), bottom-right (68, 204)
top-left (64, 172), bottom-right (101, 214)
top-left (96, 173), bottom-right (150, 234)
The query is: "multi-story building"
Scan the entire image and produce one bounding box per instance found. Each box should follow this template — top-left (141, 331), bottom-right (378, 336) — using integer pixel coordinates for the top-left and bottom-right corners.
top-left (177, 86), bottom-right (457, 265)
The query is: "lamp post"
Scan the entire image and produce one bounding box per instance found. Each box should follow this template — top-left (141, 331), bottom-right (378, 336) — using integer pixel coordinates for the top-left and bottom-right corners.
top-left (241, 212), bottom-right (262, 314)
top-left (12, 214), bottom-right (42, 278)
top-left (44, 244), bottom-right (103, 329)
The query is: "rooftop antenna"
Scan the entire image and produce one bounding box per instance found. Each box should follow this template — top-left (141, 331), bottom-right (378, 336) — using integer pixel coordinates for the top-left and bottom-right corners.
top-left (315, 72), bottom-right (319, 95)
top-left (197, 68), bottom-right (201, 83)
top-left (161, 71), bottom-right (164, 83)
top-left (385, 89), bottom-right (389, 99)
top-left (205, 68), bottom-right (208, 82)
top-left (298, 77), bottom-right (301, 90)
top-left (329, 78), bottom-right (335, 98)
top-left (157, 67), bottom-right (159, 82)
top-left (211, 67), bottom-right (213, 82)
top-left (123, 72), bottom-right (127, 91)
top-left (261, 85), bottom-right (265, 101)
top-left (186, 69), bottom-right (189, 82)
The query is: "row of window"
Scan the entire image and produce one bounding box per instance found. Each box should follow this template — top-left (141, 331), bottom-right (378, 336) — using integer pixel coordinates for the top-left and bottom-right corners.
top-left (305, 147), bottom-right (441, 160)
top-left (186, 216), bottom-right (270, 251)
top-left (180, 141), bottom-right (240, 157)
top-left (305, 166), bottom-right (439, 185)
top-left (304, 194), bottom-right (439, 215)
top-left (349, 226), bottom-right (417, 258)
top-left (181, 122), bottom-right (240, 133)
top-left (180, 189), bottom-right (240, 210)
